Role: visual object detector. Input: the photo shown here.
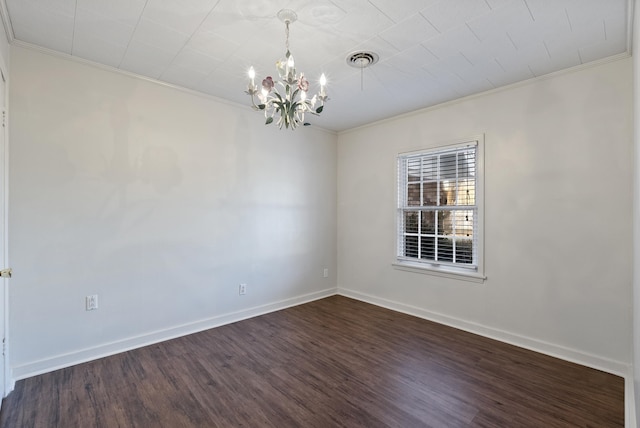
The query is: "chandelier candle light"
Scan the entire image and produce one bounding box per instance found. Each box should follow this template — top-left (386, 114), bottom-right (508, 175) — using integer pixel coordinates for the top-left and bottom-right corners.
top-left (245, 9), bottom-right (327, 129)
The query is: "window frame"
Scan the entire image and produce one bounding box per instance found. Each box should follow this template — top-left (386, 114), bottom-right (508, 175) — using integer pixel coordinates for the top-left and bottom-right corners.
top-left (393, 136), bottom-right (485, 283)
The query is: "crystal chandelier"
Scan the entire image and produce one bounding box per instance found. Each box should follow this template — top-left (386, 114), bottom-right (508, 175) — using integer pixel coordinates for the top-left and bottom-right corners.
top-left (245, 9), bottom-right (327, 130)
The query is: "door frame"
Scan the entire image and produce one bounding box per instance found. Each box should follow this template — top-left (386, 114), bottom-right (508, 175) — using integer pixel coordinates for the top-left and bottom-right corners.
top-left (0, 60), bottom-right (9, 399)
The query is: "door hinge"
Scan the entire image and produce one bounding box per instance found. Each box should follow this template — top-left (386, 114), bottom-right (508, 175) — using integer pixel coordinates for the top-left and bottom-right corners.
top-left (2, 338), bottom-right (5, 356)
top-left (0, 268), bottom-right (11, 278)
top-left (2, 111), bottom-right (5, 128)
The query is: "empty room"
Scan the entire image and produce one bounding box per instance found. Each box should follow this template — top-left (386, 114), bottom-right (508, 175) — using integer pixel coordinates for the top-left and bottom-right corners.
top-left (0, 0), bottom-right (638, 427)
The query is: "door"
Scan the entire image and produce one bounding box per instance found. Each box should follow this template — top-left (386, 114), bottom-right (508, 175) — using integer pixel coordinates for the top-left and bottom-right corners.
top-left (0, 67), bottom-right (7, 399)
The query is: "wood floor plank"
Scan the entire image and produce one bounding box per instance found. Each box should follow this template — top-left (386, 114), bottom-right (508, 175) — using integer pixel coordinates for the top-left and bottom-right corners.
top-left (0, 296), bottom-right (625, 427)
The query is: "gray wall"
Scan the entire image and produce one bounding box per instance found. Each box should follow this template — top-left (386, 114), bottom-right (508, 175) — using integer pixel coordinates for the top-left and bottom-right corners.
top-left (338, 57), bottom-right (633, 376)
top-left (8, 45), bottom-right (338, 378)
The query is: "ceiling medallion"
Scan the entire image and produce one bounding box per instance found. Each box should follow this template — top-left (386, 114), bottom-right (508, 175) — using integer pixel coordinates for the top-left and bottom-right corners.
top-left (245, 9), bottom-right (327, 130)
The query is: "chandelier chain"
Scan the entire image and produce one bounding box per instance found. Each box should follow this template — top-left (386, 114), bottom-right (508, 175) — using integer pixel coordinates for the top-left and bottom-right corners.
top-left (285, 21), bottom-right (290, 51)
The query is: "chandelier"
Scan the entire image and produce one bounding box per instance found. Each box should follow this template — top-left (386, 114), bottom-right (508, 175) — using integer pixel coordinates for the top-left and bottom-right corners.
top-left (245, 9), bottom-right (327, 130)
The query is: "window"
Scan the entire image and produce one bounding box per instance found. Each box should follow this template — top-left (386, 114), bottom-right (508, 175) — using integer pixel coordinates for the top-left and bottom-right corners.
top-left (396, 137), bottom-right (484, 281)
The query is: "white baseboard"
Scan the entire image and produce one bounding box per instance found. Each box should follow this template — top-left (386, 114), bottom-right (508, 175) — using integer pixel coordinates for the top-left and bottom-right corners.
top-left (338, 288), bottom-right (630, 377)
top-left (10, 286), bottom-right (636, 427)
top-left (11, 287), bottom-right (338, 381)
top-left (626, 377), bottom-right (636, 428)
top-left (339, 288), bottom-right (638, 427)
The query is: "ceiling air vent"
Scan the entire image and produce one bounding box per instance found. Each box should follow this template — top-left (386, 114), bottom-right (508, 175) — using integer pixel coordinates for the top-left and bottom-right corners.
top-left (346, 51), bottom-right (379, 68)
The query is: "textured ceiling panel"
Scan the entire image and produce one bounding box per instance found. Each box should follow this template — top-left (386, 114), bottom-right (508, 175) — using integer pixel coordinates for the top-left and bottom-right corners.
top-left (379, 13), bottom-right (439, 50)
top-left (422, 0), bottom-right (492, 33)
top-left (3, 0), bottom-right (630, 132)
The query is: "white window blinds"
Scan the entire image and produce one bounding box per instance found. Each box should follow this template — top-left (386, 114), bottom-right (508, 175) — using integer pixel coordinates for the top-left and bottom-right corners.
top-left (397, 141), bottom-right (478, 270)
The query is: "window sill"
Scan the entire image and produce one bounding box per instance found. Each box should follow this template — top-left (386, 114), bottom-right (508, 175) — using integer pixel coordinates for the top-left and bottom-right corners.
top-left (392, 261), bottom-right (486, 283)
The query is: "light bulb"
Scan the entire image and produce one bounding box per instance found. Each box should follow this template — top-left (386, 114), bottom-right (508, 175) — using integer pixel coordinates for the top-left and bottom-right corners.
top-left (248, 67), bottom-right (256, 87)
top-left (319, 73), bottom-right (327, 97)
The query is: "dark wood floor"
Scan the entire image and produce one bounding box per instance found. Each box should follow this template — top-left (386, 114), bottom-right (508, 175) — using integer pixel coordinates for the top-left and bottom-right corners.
top-left (0, 296), bottom-right (624, 427)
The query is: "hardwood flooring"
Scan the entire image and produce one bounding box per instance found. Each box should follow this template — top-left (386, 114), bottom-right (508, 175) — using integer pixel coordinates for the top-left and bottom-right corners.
top-left (0, 296), bottom-right (624, 427)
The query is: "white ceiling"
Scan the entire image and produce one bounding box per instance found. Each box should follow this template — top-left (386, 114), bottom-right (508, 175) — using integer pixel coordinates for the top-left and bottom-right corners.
top-left (2, 0), bottom-right (631, 132)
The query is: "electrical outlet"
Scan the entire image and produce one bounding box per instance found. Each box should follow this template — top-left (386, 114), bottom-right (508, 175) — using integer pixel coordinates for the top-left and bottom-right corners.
top-left (323, 268), bottom-right (329, 278)
top-left (239, 283), bottom-right (247, 295)
top-left (86, 294), bottom-right (98, 311)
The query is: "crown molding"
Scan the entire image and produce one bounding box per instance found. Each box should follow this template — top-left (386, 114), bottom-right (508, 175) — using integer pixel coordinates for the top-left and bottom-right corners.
top-left (11, 40), bottom-right (338, 135)
top-left (339, 51), bottom-right (632, 135)
top-left (0, 0), bottom-right (14, 44)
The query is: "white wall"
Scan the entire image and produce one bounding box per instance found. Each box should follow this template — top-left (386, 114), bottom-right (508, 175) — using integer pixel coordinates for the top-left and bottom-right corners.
top-left (8, 45), bottom-right (337, 378)
top-left (337, 58), bottom-right (633, 374)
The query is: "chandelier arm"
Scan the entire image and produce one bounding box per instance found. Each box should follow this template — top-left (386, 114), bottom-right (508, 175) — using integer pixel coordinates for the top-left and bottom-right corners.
top-left (249, 94), bottom-right (260, 109)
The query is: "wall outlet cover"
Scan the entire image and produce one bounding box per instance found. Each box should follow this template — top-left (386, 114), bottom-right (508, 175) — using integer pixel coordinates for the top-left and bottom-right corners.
top-left (86, 294), bottom-right (98, 311)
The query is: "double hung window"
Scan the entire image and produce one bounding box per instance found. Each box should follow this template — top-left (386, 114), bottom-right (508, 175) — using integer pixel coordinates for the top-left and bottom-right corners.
top-left (397, 138), bottom-right (483, 279)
